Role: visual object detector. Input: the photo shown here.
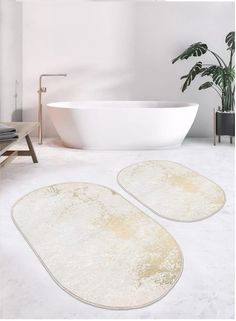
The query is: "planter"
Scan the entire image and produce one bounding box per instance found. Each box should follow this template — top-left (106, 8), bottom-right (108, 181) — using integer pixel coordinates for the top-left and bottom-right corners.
top-left (216, 111), bottom-right (235, 136)
top-left (213, 109), bottom-right (235, 145)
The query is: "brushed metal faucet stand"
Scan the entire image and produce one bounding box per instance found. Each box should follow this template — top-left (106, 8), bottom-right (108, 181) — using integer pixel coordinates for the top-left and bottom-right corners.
top-left (38, 74), bottom-right (67, 144)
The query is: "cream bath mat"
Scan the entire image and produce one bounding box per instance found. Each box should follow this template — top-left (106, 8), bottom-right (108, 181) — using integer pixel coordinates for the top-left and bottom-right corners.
top-left (118, 161), bottom-right (225, 222)
top-left (12, 182), bottom-right (183, 310)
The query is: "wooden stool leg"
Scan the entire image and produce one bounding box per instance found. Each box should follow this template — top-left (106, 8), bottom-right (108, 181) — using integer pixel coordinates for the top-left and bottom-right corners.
top-left (218, 135), bottom-right (221, 143)
top-left (230, 136), bottom-right (233, 144)
top-left (25, 134), bottom-right (38, 163)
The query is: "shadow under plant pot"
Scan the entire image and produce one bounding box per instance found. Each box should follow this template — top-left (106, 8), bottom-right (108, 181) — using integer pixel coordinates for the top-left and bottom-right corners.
top-left (214, 109), bottom-right (235, 145)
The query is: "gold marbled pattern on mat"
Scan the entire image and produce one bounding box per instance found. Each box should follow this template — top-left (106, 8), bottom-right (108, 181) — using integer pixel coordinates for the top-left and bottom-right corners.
top-left (118, 160), bottom-right (225, 222)
top-left (12, 182), bottom-right (183, 309)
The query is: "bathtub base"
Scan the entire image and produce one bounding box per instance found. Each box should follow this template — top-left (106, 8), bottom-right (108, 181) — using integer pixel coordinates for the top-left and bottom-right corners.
top-left (61, 141), bottom-right (182, 150)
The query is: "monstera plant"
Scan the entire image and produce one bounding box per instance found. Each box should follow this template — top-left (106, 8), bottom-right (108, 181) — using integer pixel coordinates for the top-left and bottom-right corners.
top-left (172, 31), bottom-right (235, 143)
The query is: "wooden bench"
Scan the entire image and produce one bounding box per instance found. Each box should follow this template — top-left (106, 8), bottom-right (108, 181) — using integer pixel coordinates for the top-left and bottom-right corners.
top-left (0, 122), bottom-right (39, 168)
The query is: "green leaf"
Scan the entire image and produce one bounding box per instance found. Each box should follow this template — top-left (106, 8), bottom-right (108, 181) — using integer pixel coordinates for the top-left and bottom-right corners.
top-left (201, 65), bottom-right (219, 77)
top-left (199, 81), bottom-right (213, 90)
top-left (172, 42), bottom-right (208, 64)
top-left (226, 31), bottom-right (235, 51)
top-left (214, 67), bottom-right (235, 88)
top-left (202, 65), bottom-right (234, 88)
top-left (181, 62), bottom-right (204, 92)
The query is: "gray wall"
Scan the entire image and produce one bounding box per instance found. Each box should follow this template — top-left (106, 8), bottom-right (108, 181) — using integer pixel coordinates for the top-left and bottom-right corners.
top-left (132, 2), bottom-right (235, 137)
top-left (0, 0), bottom-right (22, 122)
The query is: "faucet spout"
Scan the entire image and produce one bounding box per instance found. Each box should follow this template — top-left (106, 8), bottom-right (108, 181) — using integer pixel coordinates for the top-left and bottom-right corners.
top-left (40, 73), bottom-right (67, 79)
top-left (38, 73), bottom-right (67, 144)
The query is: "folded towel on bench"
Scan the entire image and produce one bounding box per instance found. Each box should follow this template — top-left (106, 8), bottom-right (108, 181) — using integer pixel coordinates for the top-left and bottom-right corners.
top-left (0, 123), bottom-right (17, 134)
top-left (0, 132), bottom-right (18, 142)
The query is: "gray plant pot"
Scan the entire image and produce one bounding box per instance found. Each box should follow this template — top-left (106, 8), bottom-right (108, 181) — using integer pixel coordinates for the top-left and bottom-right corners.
top-left (216, 111), bottom-right (235, 136)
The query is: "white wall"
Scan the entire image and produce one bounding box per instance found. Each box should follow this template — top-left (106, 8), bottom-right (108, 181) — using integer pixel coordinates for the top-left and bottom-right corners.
top-left (0, 0), bottom-right (22, 121)
top-left (22, 0), bottom-right (135, 137)
top-left (22, 1), bottom-right (235, 137)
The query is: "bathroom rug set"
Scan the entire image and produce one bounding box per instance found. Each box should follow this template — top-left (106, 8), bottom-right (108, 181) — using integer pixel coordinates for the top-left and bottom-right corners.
top-left (12, 160), bottom-right (225, 310)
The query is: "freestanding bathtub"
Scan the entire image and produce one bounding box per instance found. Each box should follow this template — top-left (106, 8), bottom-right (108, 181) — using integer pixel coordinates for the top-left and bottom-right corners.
top-left (47, 101), bottom-right (198, 150)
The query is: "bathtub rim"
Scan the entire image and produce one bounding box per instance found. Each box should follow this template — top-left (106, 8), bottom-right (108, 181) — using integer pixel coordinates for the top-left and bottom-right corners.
top-left (47, 100), bottom-right (199, 110)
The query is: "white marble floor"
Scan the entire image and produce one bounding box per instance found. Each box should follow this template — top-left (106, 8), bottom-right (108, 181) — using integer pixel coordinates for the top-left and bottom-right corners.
top-left (0, 137), bottom-right (234, 319)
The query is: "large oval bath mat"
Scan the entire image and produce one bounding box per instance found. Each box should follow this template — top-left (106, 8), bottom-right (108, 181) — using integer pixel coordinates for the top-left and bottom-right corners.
top-left (12, 182), bottom-right (183, 310)
top-left (117, 161), bottom-right (225, 222)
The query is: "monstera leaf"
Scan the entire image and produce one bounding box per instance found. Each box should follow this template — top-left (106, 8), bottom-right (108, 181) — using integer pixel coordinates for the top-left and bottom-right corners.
top-left (172, 31), bottom-right (235, 111)
top-left (202, 65), bottom-right (235, 88)
top-left (226, 31), bottom-right (235, 51)
top-left (213, 67), bottom-right (235, 88)
top-left (201, 65), bottom-right (219, 77)
top-left (180, 62), bottom-right (204, 92)
top-left (172, 42), bottom-right (208, 64)
top-left (199, 82), bottom-right (213, 90)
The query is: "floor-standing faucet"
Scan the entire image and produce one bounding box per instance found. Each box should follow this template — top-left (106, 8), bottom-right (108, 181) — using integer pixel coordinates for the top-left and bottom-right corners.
top-left (38, 74), bottom-right (67, 144)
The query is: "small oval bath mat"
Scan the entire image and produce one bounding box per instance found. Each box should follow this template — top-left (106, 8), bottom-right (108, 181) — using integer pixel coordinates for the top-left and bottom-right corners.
top-left (12, 182), bottom-right (183, 310)
top-left (117, 161), bottom-right (225, 222)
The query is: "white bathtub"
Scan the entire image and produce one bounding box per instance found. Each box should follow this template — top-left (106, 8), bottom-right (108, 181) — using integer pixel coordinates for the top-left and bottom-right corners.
top-left (47, 101), bottom-right (198, 150)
